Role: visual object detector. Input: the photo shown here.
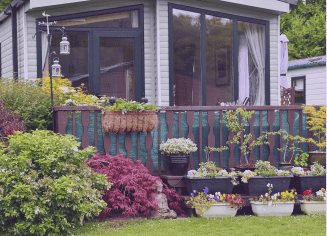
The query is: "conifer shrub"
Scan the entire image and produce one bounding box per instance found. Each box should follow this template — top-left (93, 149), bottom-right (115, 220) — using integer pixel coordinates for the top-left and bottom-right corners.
top-left (87, 153), bottom-right (184, 217)
top-left (0, 100), bottom-right (26, 146)
top-left (0, 130), bottom-right (111, 236)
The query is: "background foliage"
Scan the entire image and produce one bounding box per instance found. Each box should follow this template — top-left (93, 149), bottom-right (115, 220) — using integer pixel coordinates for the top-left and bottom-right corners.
top-left (281, 0), bottom-right (326, 60)
top-left (0, 0), bottom-right (11, 11)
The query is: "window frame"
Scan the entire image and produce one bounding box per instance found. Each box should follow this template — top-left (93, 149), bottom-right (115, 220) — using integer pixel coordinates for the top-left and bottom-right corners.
top-left (36, 4), bottom-right (145, 100)
top-left (168, 3), bottom-right (270, 106)
top-left (291, 76), bottom-right (306, 105)
top-left (0, 43), bottom-right (1, 78)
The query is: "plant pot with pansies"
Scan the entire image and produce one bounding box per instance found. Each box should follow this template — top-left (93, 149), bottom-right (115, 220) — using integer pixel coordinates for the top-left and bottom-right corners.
top-left (184, 161), bottom-right (238, 195)
top-left (101, 98), bottom-right (158, 134)
top-left (250, 183), bottom-right (297, 216)
top-left (291, 162), bottom-right (326, 194)
top-left (187, 187), bottom-right (243, 218)
top-left (240, 160), bottom-right (292, 196)
top-left (299, 188), bottom-right (326, 215)
top-left (159, 138), bottom-right (198, 176)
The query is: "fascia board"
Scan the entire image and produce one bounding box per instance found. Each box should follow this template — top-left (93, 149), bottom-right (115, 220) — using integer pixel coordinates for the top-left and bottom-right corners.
top-left (30, 0), bottom-right (90, 9)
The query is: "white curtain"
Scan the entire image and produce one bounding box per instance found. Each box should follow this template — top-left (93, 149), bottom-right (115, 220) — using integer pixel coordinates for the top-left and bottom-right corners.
top-left (41, 34), bottom-right (51, 75)
top-left (238, 34), bottom-right (249, 103)
top-left (244, 23), bottom-right (266, 106)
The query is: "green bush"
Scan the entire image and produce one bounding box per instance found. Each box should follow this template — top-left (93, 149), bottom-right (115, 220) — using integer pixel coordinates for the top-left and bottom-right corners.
top-left (0, 78), bottom-right (53, 132)
top-left (0, 130), bottom-right (111, 236)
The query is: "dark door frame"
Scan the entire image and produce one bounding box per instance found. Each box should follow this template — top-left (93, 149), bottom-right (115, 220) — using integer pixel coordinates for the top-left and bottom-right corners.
top-left (93, 31), bottom-right (142, 102)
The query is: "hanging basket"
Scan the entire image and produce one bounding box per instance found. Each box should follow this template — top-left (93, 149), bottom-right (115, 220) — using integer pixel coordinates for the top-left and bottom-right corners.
top-left (101, 110), bottom-right (158, 134)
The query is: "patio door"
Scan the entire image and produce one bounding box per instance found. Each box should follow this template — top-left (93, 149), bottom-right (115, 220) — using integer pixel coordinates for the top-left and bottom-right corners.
top-left (93, 31), bottom-right (142, 102)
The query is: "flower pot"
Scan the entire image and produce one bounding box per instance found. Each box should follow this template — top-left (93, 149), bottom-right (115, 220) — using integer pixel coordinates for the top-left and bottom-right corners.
top-left (165, 155), bottom-right (190, 176)
top-left (300, 201), bottom-right (326, 215)
top-left (242, 176), bottom-right (293, 196)
top-left (279, 163), bottom-right (293, 171)
top-left (196, 203), bottom-right (237, 218)
top-left (293, 175), bottom-right (326, 194)
top-left (101, 110), bottom-right (158, 134)
top-left (250, 201), bottom-right (294, 216)
top-left (233, 166), bottom-right (256, 172)
top-left (184, 176), bottom-right (234, 195)
top-left (308, 152), bottom-right (326, 168)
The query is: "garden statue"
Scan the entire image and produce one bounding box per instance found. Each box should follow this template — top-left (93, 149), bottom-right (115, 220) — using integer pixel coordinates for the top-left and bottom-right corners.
top-left (151, 181), bottom-right (177, 219)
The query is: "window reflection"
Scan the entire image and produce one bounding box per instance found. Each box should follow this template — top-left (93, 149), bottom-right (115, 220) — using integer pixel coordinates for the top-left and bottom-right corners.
top-left (173, 9), bottom-right (201, 106)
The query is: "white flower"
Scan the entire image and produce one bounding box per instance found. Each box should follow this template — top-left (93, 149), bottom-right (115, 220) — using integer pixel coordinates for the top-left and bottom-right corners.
top-left (215, 192), bottom-right (221, 196)
top-left (265, 193), bottom-right (269, 197)
top-left (260, 195), bottom-right (263, 198)
top-left (65, 99), bottom-right (73, 103)
top-left (52, 170), bottom-right (57, 173)
top-left (267, 183), bottom-right (270, 187)
top-left (268, 201), bottom-right (272, 206)
top-left (67, 188), bottom-right (72, 194)
top-left (59, 87), bottom-right (69, 92)
top-left (208, 194), bottom-right (214, 199)
top-left (72, 146), bottom-right (78, 152)
top-left (271, 184), bottom-right (273, 188)
top-left (91, 96), bottom-right (97, 100)
top-left (277, 192), bottom-right (280, 196)
top-left (35, 207), bottom-right (40, 215)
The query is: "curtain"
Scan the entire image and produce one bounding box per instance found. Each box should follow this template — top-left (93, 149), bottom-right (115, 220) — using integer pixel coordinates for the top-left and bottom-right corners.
top-left (41, 34), bottom-right (52, 76)
top-left (238, 34), bottom-right (249, 103)
top-left (244, 23), bottom-right (265, 106)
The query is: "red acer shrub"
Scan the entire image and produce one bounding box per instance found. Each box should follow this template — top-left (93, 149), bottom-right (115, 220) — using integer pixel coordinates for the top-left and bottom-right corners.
top-left (0, 100), bottom-right (26, 146)
top-left (87, 153), bottom-right (184, 217)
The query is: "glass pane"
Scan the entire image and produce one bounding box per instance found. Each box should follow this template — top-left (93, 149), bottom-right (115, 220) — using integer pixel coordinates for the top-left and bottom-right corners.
top-left (99, 38), bottom-right (134, 99)
top-left (238, 21), bottom-right (265, 105)
top-left (293, 78), bottom-right (305, 105)
top-left (55, 10), bottom-right (139, 28)
top-left (173, 9), bottom-right (201, 106)
top-left (205, 15), bottom-right (233, 106)
top-left (50, 31), bottom-right (89, 91)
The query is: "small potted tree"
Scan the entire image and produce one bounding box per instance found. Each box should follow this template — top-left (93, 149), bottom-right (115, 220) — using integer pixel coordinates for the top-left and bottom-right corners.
top-left (159, 138), bottom-right (198, 176)
top-left (302, 105), bottom-right (326, 167)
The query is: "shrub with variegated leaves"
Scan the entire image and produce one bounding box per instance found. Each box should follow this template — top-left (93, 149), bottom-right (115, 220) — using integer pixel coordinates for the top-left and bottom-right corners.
top-left (0, 130), bottom-right (111, 236)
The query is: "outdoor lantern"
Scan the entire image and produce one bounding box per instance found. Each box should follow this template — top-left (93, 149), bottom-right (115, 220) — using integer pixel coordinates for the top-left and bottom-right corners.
top-left (60, 35), bottom-right (70, 55)
top-left (52, 58), bottom-right (61, 77)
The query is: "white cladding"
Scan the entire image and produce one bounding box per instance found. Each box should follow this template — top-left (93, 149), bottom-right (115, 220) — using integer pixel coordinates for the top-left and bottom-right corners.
top-left (287, 65), bottom-right (326, 106)
top-left (1, 0), bottom-right (283, 105)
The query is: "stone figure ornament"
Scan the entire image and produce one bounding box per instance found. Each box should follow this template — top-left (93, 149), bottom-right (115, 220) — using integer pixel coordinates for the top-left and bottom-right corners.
top-left (150, 181), bottom-right (177, 219)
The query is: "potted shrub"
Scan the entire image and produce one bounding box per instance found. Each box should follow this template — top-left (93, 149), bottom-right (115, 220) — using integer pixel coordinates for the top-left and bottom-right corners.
top-left (184, 161), bottom-right (238, 195)
top-left (101, 98), bottom-right (158, 133)
top-left (205, 108), bottom-right (270, 171)
top-left (291, 162), bottom-right (326, 194)
top-left (250, 184), bottom-right (297, 216)
top-left (299, 188), bottom-right (326, 215)
top-left (159, 138), bottom-right (197, 176)
top-left (302, 105), bottom-right (326, 167)
top-left (294, 152), bottom-right (310, 170)
top-left (239, 160), bottom-right (292, 196)
top-left (187, 187), bottom-right (243, 217)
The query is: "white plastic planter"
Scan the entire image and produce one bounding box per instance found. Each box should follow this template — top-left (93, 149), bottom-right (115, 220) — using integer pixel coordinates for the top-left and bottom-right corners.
top-left (196, 203), bottom-right (237, 218)
top-left (300, 201), bottom-right (326, 215)
top-left (250, 201), bottom-right (294, 216)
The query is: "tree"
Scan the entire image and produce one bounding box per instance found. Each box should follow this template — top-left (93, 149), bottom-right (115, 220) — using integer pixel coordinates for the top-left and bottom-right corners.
top-left (281, 0), bottom-right (326, 60)
top-left (0, 0), bottom-right (11, 11)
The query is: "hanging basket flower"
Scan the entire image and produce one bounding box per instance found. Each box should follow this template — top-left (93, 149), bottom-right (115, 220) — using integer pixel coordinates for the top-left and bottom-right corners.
top-left (101, 110), bottom-right (158, 134)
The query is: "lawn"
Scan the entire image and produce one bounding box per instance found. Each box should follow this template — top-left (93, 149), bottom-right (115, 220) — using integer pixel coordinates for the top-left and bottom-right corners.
top-left (71, 215), bottom-right (326, 236)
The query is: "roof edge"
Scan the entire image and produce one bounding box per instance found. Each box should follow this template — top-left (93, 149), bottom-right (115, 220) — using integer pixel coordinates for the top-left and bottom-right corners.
top-left (288, 61), bottom-right (326, 70)
top-left (0, 0), bottom-right (28, 24)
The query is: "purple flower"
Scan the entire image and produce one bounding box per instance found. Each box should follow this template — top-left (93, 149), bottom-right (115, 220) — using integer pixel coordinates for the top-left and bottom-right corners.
top-left (204, 187), bottom-right (209, 195)
top-left (214, 196), bottom-right (219, 201)
top-left (191, 193), bottom-right (194, 197)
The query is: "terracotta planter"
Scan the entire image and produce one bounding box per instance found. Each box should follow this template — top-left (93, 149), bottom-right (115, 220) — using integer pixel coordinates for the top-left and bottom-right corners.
top-left (300, 201), bottom-right (326, 215)
top-left (101, 110), bottom-right (158, 134)
top-left (196, 203), bottom-right (237, 218)
top-left (308, 152), bottom-right (326, 167)
top-left (251, 201), bottom-right (294, 216)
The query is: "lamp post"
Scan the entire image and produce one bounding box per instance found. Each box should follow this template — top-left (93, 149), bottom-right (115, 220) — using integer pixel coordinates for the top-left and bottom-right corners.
top-left (33, 12), bottom-right (70, 132)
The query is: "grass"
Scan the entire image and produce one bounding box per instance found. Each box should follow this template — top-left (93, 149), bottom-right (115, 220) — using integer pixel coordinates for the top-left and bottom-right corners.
top-left (71, 215), bottom-right (326, 236)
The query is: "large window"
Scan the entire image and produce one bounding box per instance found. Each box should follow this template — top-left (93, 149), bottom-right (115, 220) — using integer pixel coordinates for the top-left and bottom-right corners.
top-left (37, 5), bottom-right (144, 101)
top-left (169, 4), bottom-right (270, 106)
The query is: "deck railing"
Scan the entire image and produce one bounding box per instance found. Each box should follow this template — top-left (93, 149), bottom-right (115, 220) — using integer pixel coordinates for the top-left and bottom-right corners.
top-left (54, 105), bottom-right (313, 175)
